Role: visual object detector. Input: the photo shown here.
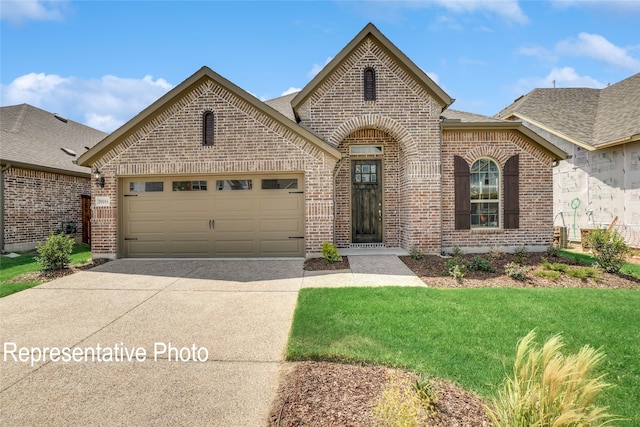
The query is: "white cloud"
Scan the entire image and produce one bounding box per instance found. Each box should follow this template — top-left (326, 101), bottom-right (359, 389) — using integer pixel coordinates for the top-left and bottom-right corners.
top-left (1, 72), bottom-right (174, 132)
top-left (308, 57), bottom-right (333, 78)
top-left (431, 0), bottom-right (528, 24)
top-left (281, 87), bottom-right (301, 96)
top-left (512, 66), bottom-right (605, 95)
top-left (556, 33), bottom-right (640, 71)
top-left (0, 0), bottom-right (68, 24)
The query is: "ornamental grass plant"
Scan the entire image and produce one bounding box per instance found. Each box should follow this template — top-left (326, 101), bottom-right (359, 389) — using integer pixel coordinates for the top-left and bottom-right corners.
top-left (486, 331), bottom-right (616, 427)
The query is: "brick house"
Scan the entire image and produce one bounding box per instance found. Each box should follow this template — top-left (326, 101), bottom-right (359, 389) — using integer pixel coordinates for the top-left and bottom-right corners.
top-left (1, 104), bottom-right (107, 252)
top-left (78, 23), bottom-right (565, 259)
top-left (497, 73), bottom-right (640, 247)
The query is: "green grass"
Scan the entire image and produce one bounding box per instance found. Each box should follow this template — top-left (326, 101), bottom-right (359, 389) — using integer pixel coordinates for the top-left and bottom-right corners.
top-left (560, 249), bottom-right (640, 279)
top-left (0, 244), bottom-right (92, 297)
top-left (287, 287), bottom-right (640, 425)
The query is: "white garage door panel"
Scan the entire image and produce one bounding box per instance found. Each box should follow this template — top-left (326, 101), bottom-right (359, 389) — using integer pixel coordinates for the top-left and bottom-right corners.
top-left (122, 175), bottom-right (304, 257)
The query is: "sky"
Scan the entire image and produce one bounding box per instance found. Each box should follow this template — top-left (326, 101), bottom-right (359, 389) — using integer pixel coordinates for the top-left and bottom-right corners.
top-left (1, 0), bottom-right (639, 133)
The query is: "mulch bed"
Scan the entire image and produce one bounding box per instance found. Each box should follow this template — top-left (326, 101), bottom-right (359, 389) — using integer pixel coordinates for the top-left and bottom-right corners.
top-left (304, 257), bottom-right (350, 271)
top-left (5, 258), bottom-right (111, 284)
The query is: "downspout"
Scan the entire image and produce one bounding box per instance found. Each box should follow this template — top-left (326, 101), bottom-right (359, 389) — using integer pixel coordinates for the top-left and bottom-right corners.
top-left (0, 163), bottom-right (12, 253)
top-left (438, 117), bottom-right (444, 255)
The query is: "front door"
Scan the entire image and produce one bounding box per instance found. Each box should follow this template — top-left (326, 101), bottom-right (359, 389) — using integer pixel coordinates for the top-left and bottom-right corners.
top-left (352, 160), bottom-right (382, 243)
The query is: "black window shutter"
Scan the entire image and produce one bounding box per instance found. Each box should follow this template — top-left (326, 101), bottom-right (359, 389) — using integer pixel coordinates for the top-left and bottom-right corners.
top-left (454, 156), bottom-right (471, 230)
top-left (203, 112), bottom-right (214, 146)
top-left (504, 155), bottom-right (519, 229)
top-left (364, 68), bottom-right (376, 101)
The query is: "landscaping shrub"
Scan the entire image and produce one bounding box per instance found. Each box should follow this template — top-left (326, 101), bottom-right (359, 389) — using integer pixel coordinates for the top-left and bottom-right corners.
top-left (587, 228), bottom-right (631, 274)
top-left (541, 261), bottom-right (569, 273)
top-left (373, 372), bottom-right (438, 427)
top-left (504, 261), bottom-right (528, 281)
top-left (409, 247), bottom-right (423, 260)
top-left (546, 245), bottom-right (560, 258)
top-left (534, 270), bottom-right (561, 281)
top-left (320, 241), bottom-right (341, 263)
top-left (513, 246), bottom-right (527, 265)
top-left (445, 257), bottom-right (467, 280)
top-left (486, 330), bottom-right (615, 427)
top-left (467, 256), bottom-right (496, 273)
top-left (567, 266), bottom-right (601, 280)
top-left (36, 231), bottom-right (74, 271)
top-left (450, 245), bottom-right (464, 258)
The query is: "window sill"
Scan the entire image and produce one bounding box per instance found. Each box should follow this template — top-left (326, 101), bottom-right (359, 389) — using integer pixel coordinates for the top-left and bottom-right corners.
top-left (470, 228), bottom-right (503, 234)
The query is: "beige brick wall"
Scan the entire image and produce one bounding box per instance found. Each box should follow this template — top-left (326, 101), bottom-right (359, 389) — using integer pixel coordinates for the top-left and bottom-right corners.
top-left (296, 36), bottom-right (445, 253)
top-left (90, 78), bottom-right (338, 258)
top-left (2, 167), bottom-right (90, 251)
top-left (441, 130), bottom-right (556, 252)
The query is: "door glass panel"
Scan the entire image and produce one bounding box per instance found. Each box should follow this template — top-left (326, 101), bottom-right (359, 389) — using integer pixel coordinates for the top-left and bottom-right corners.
top-left (216, 180), bottom-right (252, 191)
top-left (130, 182), bottom-right (164, 192)
top-left (362, 165), bottom-right (370, 173)
top-left (262, 179), bottom-right (298, 190)
top-left (172, 181), bottom-right (207, 191)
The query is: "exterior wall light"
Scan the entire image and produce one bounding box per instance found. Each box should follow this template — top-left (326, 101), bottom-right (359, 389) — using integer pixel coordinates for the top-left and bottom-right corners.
top-left (93, 168), bottom-right (105, 188)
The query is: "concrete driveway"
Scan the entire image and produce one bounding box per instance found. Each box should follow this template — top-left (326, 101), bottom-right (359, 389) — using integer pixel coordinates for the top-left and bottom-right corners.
top-left (0, 255), bottom-right (423, 426)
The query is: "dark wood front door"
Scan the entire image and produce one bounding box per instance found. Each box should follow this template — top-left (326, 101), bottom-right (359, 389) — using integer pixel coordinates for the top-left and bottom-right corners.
top-left (81, 195), bottom-right (91, 245)
top-left (352, 160), bottom-right (382, 243)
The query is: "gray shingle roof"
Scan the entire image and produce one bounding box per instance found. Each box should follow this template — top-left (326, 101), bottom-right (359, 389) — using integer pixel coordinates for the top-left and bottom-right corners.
top-left (264, 92), bottom-right (298, 122)
top-left (1, 104), bottom-right (107, 175)
top-left (441, 109), bottom-right (504, 123)
top-left (496, 73), bottom-right (640, 148)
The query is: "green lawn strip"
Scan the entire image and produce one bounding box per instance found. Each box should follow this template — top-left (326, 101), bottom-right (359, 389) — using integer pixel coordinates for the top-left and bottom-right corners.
top-left (0, 244), bottom-right (92, 297)
top-left (287, 287), bottom-right (640, 425)
top-left (560, 249), bottom-right (640, 279)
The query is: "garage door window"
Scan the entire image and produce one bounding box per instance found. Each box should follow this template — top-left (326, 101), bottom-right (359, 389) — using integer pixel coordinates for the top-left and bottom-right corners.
top-left (130, 182), bottom-right (164, 192)
top-left (216, 179), bottom-right (252, 191)
top-left (262, 179), bottom-right (298, 190)
top-left (173, 181), bottom-right (207, 191)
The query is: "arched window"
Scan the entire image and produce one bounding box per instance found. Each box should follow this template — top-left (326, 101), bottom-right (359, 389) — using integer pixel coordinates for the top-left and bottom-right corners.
top-left (364, 67), bottom-right (376, 101)
top-left (470, 158), bottom-right (499, 228)
top-left (203, 111), bottom-right (214, 146)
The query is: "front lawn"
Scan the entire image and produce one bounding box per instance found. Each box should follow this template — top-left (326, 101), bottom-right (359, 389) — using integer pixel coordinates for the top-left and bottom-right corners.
top-left (0, 244), bottom-right (92, 297)
top-left (560, 249), bottom-right (640, 279)
top-left (287, 287), bottom-right (640, 425)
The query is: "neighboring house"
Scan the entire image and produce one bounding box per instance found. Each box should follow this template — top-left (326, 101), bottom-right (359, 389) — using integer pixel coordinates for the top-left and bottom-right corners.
top-left (497, 73), bottom-right (640, 246)
top-left (77, 23), bottom-right (565, 259)
top-left (1, 104), bottom-right (107, 252)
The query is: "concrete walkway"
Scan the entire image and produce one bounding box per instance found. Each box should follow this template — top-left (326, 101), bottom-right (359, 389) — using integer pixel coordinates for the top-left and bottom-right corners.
top-left (0, 255), bottom-right (423, 426)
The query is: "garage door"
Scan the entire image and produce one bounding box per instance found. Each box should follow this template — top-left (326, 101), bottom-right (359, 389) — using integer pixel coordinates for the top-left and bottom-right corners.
top-left (121, 175), bottom-right (304, 257)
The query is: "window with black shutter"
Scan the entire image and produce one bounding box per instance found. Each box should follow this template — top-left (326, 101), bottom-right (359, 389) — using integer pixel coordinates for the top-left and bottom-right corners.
top-left (454, 156), bottom-right (471, 230)
top-left (364, 67), bottom-right (376, 101)
top-left (203, 111), bottom-right (214, 146)
top-left (503, 155), bottom-right (520, 229)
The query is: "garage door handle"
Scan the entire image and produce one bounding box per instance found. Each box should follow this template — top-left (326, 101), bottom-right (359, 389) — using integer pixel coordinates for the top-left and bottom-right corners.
top-left (209, 219), bottom-right (214, 229)
top-left (124, 237), bottom-right (138, 241)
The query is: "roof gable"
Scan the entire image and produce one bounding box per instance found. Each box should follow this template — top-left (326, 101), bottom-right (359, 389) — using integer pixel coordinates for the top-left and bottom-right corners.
top-left (78, 67), bottom-right (340, 167)
top-left (1, 104), bottom-right (107, 176)
top-left (291, 23), bottom-right (453, 113)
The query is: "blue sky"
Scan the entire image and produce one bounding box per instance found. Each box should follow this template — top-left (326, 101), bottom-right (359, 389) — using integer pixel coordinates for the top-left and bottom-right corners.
top-left (1, 0), bottom-right (639, 133)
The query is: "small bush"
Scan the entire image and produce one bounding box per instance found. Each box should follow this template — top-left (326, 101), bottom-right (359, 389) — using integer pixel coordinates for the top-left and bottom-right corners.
top-left (534, 270), bottom-right (561, 281)
top-left (445, 258), bottom-right (467, 280)
top-left (588, 228), bottom-right (631, 273)
top-left (504, 261), bottom-right (529, 281)
top-left (409, 247), bottom-right (423, 260)
top-left (36, 231), bottom-right (74, 271)
top-left (541, 261), bottom-right (569, 273)
top-left (488, 246), bottom-right (503, 260)
top-left (467, 256), bottom-right (496, 273)
top-left (486, 330), bottom-right (615, 427)
top-left (321, 241), bottom-right (340, 263)
top-left (567, 266), bottom-right (601, 280)
top-left (546, 245), bottom-right (560, 257)
top-left (513, 246), bottom-right (527, 265)
top-left (373, 372), bottom-right (438, 427)
top-left (450, 245), bottom-right (464, 258)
